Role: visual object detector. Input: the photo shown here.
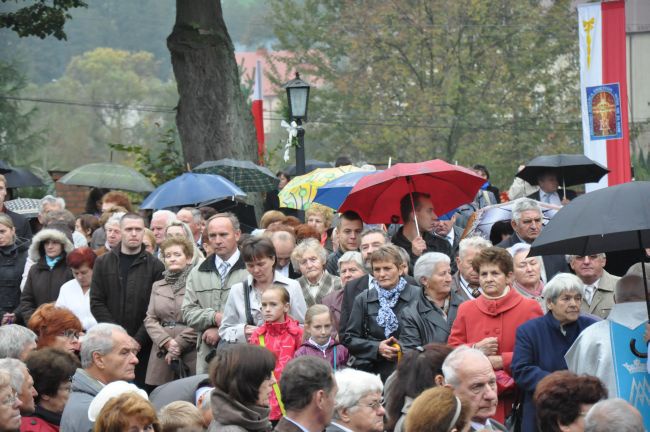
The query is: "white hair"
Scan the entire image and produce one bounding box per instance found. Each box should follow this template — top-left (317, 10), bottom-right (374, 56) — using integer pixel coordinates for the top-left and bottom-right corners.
top-left (543, 273), bottom-right (585, 304)
top-left (291, 238), bottom-right (328, 269)
top-left (565, 253), bottom-right (606, 264)
top-left (152, 210), bottom-right (177, 224)
top-left (338, 251), bottom-right (364, 272)
top-left (0, 325), bottom-right (37, 359)
top-left (178, 207), bottom-right (202, 224)
top-left (0, 358), bottom-right (26, 392)
top-left (441, 346), bottom-right (489, 387)
top-left (39, 195), bottom-right (65, 214)
top-left (507, 242), bottom-right (531, 258)
top-left (414, 252), bottom-right (451, 284)
top-left (458, 236), bottom-right (492, 260)
top-left (80, 323), bottom-right (128, 369)
top-left (104, 212), bottom-right (126, 229)
top-left (332, 368), bottom-right (383, 419)
top-left (584, 399), bottom-right (644, 432)
top-left (511, 198), bottom-right (542, 224)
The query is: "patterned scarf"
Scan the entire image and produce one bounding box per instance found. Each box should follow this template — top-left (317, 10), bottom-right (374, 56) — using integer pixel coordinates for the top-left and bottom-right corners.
top-left (372, 277), bottom-right (407, 338)
top-left (164, 265), bottom-right (192, 293)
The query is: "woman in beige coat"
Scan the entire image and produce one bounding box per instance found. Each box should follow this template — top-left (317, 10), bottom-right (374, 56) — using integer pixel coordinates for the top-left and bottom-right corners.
top-left (145, 236), bottom-right (198, 387)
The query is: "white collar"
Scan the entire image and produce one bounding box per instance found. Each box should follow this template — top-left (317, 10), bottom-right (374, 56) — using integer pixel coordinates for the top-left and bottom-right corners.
top-left (214, 249), bottom-right (240, 269)
top-left (607, 302), bottom-right (648, 329)
top-left (459, 274), bottom-right (479, 299)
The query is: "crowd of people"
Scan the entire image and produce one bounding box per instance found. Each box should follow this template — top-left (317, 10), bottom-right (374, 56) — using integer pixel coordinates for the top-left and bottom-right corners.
top-left (0, 163), bottom-right (649, 432)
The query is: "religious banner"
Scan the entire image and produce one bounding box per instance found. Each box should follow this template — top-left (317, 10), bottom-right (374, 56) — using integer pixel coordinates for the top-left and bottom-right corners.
top-left (578, 1), bottom-right (631, 191)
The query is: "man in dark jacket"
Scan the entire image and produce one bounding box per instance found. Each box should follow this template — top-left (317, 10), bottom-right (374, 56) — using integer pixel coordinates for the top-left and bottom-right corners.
top-left (90, 213), bottom-right (164, 387)
top-left (391, 192), bottom-right (451, 275)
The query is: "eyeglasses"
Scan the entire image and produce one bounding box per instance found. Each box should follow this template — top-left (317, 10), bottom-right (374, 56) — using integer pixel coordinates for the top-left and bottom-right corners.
top-left (59, 329), bottom-right (81, 340)
top-left (1, 390), bottom-right (18, 407)
top-left (356, 397), bottom-right (384, 411)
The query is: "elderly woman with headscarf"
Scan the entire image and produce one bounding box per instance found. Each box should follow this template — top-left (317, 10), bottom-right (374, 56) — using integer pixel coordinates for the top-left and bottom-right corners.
top-left (511, 273), bottom-right (599, 432)
top-left (165, 220), bottom-right (205, 268)
top-left (448, 247), bottom-right (543, 423)
top-left (326, 368), bottom-right (385, 432)
top-left (343, 244), bottom-right (420, 381)
top-left (292, 238), bottom-right (342, 306)
top-left (400, 252), bottom-right (465, 349)
top-left (508, 243), bottom-right (545, 310)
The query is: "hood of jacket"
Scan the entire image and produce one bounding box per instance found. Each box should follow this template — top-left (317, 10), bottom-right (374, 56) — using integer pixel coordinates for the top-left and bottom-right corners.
top-left (211, 387), bottom-right (272, 431)
top-left (29, 228), bottom-right (74, 262)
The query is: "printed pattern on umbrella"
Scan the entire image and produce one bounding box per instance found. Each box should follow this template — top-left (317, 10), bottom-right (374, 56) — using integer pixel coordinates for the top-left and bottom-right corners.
top-left (278, 166), bottom-right (363, 210)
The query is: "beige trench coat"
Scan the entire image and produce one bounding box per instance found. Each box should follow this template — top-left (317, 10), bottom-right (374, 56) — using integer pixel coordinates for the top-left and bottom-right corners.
top-left (144, 278), bottom-right (198, 386)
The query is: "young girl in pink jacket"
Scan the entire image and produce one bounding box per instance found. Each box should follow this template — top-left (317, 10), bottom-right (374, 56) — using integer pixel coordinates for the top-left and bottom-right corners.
top-left (294, 304), bottom-right (349, 371)
top-left (249, 285), bottom-right (303, 422)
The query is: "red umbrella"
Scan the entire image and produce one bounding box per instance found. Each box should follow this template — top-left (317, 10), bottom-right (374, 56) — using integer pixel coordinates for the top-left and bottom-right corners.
top-left (338, 160), bottom-right (485, 227)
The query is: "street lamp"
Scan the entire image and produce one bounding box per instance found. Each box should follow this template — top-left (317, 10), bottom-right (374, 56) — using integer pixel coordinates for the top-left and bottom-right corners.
top-left (283, 72), bottom-right (311, 177)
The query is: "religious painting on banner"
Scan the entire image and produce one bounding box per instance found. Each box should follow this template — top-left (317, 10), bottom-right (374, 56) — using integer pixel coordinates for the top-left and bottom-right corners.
top-left (586, 83), bottom-right (622, 141)
top-left (578, 1), bottom-right (631, 190)
top-left (610, 321), bottom-right (650, 430)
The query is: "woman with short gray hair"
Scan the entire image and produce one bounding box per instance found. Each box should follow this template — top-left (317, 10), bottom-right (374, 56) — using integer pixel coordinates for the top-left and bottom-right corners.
top-left (327, 368), bottom-right (384, 432)
top-left (292, 238), bottom-right (342, 306)
top-left (400, 252), bottom-right (465, 349)
top-left (512, 273), bottom-right (599, 432)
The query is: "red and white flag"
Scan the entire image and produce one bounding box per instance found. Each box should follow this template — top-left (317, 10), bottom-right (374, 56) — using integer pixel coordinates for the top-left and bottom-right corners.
top-left (252, 60), bottom-right (265, 164)
top-left (578, 0), bottom-right (631, 191)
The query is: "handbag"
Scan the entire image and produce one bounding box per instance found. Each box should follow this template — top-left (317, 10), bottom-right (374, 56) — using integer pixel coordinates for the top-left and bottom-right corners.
top-left (505, 400), bottom-right (523, 432)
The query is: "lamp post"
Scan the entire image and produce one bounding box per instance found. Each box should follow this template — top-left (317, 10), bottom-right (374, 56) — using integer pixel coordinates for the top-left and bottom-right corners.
top-left (283, 72), bottom-right (311, 178)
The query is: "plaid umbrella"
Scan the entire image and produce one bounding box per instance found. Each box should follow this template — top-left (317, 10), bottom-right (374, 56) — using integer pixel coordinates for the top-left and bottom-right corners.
top-left (193, 159), bottom-right (279, 192)
top-left (279, 165), bottom-right (363, 210)
top-left (4, 198), bottom-right (40, 218)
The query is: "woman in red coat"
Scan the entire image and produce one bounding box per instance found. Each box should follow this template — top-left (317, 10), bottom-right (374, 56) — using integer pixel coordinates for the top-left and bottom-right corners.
top-left (448, 247), bottom-right (543, 423)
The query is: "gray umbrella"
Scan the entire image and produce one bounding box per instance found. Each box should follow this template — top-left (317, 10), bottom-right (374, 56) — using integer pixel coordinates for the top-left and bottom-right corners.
top-left (193, 159), bottom-right (279, 192)
top-left (58, 162), bottom-right (155, 192)
top-left (4, 167), bottom-right (45, 188)
top-left (529, 181), bottom-right (650, 320)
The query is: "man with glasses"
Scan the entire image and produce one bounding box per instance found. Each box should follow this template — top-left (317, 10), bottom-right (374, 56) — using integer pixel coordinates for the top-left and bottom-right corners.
top-left (442, 346), bottom-right (507, 432)
top-left (497, 198), bottom-right (568, 281)
top-left (567, 253), bottom-right (618, 319)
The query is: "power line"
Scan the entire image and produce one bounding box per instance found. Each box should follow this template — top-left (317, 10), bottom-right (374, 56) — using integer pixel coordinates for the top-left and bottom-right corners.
top-left (3, 94), bottom-right (649, 133)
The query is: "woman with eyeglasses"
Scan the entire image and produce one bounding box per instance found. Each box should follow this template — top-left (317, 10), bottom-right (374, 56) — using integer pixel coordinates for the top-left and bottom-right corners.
top-left (21, 348), bottom-right (79, 431)
top-left (0, 370), bottom-right (22, 432)
top-left (27, 303), bottom-right (84, 355)
top-left (326, 368), bottom-right (385, 432)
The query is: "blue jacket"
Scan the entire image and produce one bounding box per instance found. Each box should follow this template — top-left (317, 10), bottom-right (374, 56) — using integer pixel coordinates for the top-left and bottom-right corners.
top-left (512, 312), bottom-right (598, 432)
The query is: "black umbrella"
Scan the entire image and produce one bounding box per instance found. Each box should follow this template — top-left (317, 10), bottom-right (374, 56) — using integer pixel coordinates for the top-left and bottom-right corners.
top-left (4, 167), bottom-right (45, 188)
top-left (285, 159), bottom-right (332, 176)
top-left (516, 154), bottom-right (609, 197)
top-left (529, 181), bottom-right (650, 320)
top-left (0, 160), bottom-right (12, 174)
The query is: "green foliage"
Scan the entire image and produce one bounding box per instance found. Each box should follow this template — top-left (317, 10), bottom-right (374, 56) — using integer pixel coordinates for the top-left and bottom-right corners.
top-left (0, 0), bottom-right (86, 40)
top-left (0, 60), bottom-right (43, 164)
top-left (108, 126), bottom-right (184, 187)
top-left (18, 47), bottom-right (178, 171)
top-left (268, 0), bottom-right (582, 189)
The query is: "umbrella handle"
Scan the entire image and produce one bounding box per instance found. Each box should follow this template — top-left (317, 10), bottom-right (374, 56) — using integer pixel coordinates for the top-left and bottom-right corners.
top-left (562, 177), bottom-right (566, 201)
top-left (407, 176), bottom-right (420, 235)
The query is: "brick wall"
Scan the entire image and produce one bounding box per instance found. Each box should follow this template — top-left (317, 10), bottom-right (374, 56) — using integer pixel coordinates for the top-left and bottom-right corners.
top-left (49, 170), bottom-right (88, 216)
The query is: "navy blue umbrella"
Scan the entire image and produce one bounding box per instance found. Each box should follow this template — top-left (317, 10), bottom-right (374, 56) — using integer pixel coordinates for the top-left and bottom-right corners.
top-left (140, 173), bottom-right (246, 210)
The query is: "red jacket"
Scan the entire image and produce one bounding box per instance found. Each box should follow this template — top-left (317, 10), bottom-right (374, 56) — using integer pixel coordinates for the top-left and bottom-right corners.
top-left (20, 416), bottom-right (59, 432)
top-left (250, 316), bottom-right (303, 420)
top-left (448, 287), bottom-right (543, 422)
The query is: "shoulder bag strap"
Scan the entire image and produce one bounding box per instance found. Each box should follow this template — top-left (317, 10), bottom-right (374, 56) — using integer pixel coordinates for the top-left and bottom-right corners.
top-left (243, 281), bottom-right (255, 326)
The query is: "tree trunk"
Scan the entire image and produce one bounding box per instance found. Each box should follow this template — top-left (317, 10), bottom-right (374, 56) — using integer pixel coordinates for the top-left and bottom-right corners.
top-left (167, 0), bottom-right (257, 167)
